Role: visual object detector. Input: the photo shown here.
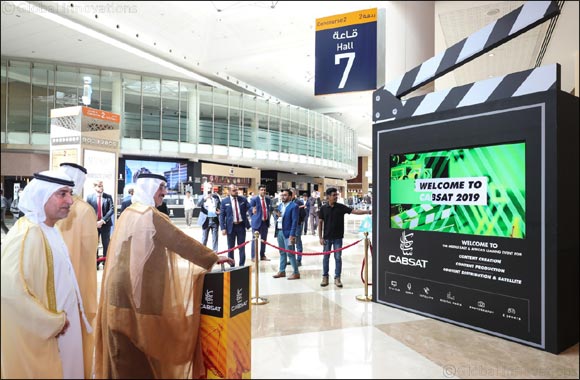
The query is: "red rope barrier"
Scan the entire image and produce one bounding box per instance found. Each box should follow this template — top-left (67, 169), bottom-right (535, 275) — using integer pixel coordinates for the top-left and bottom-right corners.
top-left (360, 241), bottom-right (373, 285)
top-left (262, 239), bottom-right (362, 256)
top-left (216, 240), bottom-right (251, 255)
top-left (97, 257), bottom-right (106, 263)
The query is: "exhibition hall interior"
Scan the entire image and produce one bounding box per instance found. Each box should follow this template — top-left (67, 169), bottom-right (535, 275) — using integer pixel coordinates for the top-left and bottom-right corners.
top-left (1, 1), bottom-right (579, 379)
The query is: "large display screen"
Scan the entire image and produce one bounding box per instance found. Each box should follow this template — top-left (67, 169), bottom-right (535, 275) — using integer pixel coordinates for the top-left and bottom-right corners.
top-left (125, 159), bottom-right (187, 192)
top-left (375, 102), bottom-right (545, 350)
top-left (390, 142), bottom-right (526, 239)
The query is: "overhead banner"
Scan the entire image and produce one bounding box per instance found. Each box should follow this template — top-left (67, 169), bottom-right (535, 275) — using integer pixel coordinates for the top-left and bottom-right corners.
top-left (315, 8), bottom-right (385, 95)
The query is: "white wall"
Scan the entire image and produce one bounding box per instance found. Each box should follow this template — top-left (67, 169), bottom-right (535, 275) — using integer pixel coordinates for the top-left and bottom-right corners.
top-left (385, 1), bottom-right (435, 83)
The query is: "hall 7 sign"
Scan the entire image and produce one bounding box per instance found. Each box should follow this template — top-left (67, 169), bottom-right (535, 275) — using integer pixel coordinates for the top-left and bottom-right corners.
top-left (315, 8), bottom-right (384, 95)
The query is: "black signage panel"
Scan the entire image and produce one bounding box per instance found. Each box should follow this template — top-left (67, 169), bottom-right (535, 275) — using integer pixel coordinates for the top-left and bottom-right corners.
top-left (374, 98), bottom-right (546, 348)
top-left (201, 271), bottom-right (224, 318)
top-left (229, 266), bottom-right (250, 318)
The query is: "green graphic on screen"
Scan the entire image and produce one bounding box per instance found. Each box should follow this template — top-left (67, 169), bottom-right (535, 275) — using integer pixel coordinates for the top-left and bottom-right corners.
top-left (390, 142), bottom-right (526, 239)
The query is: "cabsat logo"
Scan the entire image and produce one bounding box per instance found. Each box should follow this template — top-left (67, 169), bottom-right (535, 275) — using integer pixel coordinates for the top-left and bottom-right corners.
top-left (400, 231), bottom-right (414, 255)
top-left (231, 288), bottom-right (248, 312)
top-left (389, 230), bottom-right (428, 268)
top-left (201, 289), bottom-right (222, 312)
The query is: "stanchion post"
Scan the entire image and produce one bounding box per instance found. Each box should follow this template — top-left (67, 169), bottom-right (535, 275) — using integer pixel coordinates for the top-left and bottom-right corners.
top-left (251, 231), bottom-right (268, 305)
top-left (356, 232), bottom-right (372, 302)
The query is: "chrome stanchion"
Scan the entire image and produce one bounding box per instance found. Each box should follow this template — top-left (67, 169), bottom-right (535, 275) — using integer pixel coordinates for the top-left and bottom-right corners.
top-left (251, 231), bottom-right (269, 305)
top-left (356, 232), bottom-right (372, 302)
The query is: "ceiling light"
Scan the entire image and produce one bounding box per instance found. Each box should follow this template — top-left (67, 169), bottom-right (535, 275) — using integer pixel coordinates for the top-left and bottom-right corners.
top-left (486, 9), bottom-right (499, 16)
top-left (13, 1), bottom-right (226, 89)
top-left (488, 53), bottom-right (494, 57)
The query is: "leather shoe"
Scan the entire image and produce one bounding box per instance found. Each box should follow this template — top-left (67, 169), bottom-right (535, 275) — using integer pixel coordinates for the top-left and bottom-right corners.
top-left (272, 272), bottom-right (286, 278)
top-left (260, 256), bottom-right (271, 261)
top-left (287, 273), bottom-right (300, 280)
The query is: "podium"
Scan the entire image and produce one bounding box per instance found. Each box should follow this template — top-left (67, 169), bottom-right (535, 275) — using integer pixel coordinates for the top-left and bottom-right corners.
top-left (200, 266), bottom-right (251, 379)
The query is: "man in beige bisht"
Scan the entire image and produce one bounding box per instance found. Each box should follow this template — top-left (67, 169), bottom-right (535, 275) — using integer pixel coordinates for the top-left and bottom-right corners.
top-left (95, 173), bottom-right (234, 379)
top-left (56, 162), bottom-right (99, 379)
top-left (1, 171), bottom-right (92, 379)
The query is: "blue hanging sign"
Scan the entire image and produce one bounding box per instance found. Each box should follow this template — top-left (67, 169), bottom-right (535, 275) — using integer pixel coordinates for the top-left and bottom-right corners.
top-left (315, 8), bottom-right (383, 95)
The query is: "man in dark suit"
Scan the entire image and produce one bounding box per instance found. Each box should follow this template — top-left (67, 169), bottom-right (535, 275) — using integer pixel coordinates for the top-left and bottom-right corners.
top-left (219, 184), bottom-right (251, 266)
top-left (198, 191), bottom-right (221, 252)
top-left (119, 187), bottom-right (134, 215)
top-left (86, 180), bottom-right (115, 268)
top-left (272, 189), bottom-right (300, 280)
top-left (249, 185), bottom-right (271, 261)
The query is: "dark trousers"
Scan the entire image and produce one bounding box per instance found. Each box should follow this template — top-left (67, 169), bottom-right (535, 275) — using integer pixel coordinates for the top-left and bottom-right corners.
top-left (98, 226), bottom-right (111, 258)
top-left (227, 223), bottom-right (247, 266)
top-left (201, 218), bottom-right (219, 252)
top-left (0, 217), bottom-right (9, 234)
top-left (251, 222), bottom-right (269, 259)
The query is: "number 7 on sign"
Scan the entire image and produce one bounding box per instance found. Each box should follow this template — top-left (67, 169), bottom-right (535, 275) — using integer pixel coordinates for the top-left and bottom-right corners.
top-left (335, 52), bottom-right (355, 89)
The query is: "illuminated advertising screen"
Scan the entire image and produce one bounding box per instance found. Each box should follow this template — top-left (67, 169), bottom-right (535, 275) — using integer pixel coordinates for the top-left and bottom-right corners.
top-left (125, 159), bottom-right (187, 192)
top-left (390, 142), bottom-right (526, 239)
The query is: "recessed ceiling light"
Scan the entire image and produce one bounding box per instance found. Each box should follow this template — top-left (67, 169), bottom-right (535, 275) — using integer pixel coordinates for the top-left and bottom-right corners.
top-left (488, 53), bottom-right (495, 57)
top-left (486, 9), bottom-right (499, 16)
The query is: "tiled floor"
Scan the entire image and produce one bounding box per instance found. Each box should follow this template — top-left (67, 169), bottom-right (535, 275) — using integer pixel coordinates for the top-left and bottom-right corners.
top-left (2, 214), bottom-right (578, 379)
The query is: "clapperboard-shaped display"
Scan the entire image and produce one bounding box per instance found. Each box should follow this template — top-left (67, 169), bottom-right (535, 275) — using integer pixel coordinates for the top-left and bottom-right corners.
top-left (372, 1), bottom-right (578, 354)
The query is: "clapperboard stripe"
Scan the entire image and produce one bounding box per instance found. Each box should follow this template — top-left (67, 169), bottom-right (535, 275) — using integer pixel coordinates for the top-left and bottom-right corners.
top-left (382, 1), bottom-right (559, 100)
top-left (384, 76), bottom-right (404, 99)
top-left (432, 40), bottom-right (466, 88)
top-left (457, 76), bottom-right (504, 108)
top-left (484, 7), bottom-right (521, 50)
top-left (398, 64), bottom-right (558, 119)
top-left (396, 95), bottom-right (425, 120)
top-left (486, 70), bottom-right (532, 103)
top-left (456, 21), bottom-right (496, 64)
top-left (412, 51), bottom-right (445, 89)
top-left (512, 64), bottom-right (559, 96)
top-left (434, 83), bottom-right (473, 114)
top-left (509, 1), bottom-right (552, 35)
top-left (411, 88), bottom-right (451, 117)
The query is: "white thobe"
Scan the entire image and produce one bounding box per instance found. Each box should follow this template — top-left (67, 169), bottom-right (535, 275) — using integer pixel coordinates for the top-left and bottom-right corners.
top-left (40, 224), bottom-right (86, 379)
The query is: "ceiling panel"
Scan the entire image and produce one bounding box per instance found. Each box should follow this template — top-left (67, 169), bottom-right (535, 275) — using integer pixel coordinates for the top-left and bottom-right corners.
top-left (2, 0), bottom-right (576, 160)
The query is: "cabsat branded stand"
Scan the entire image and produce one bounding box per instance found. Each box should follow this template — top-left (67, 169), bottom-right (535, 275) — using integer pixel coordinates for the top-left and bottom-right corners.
top-left (372, 1), bottom-right (578, 354)
top-left (200, 266), bottom-right (251, 378)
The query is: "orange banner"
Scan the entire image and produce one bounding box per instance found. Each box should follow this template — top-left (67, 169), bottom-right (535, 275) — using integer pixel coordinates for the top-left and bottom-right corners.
top-left (82, 107), bottom-right (120, 123)
top-left (315, 8), bottom-right (377, 31)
